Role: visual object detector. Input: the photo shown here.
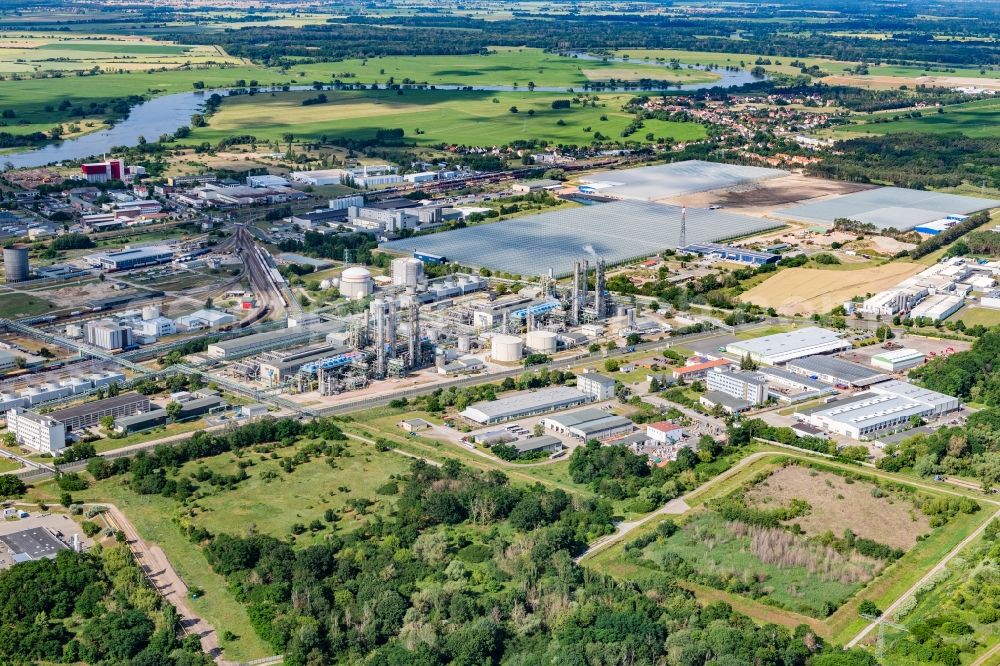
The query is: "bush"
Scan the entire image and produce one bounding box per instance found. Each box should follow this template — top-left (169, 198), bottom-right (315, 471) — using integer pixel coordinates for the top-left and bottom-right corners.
top-left (81, 521), bottom-right (102, 538)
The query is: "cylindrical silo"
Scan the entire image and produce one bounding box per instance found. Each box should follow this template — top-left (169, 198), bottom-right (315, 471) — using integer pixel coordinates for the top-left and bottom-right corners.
top-left (525, 330), bottom-right (558, 353)
top-left (3, 246), bottom-right (29, 283)
top-left (490, 334), bottom-right (524, 363)
top-left (457, 334), bottom-right (471, 353)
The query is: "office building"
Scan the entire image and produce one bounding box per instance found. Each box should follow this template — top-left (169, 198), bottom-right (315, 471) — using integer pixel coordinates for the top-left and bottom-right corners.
top-left (706, 370), bottom-right (768, 406)
top-left (576, 373), bottom-right (617, 401)
top-left (5, 407), bottom-right (66, 453)
top-left (672, 357), bottom-right (736, 381)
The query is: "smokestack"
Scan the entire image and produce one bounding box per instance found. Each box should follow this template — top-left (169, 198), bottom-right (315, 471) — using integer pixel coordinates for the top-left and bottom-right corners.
top-left (582, 259), bottom-right (589, 308)
top-left (571, 261), bottom-right (580, 325)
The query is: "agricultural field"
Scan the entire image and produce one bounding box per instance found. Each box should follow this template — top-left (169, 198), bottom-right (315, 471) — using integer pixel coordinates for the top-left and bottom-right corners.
top-left (836, 97), bottom-right (1000, 139)
top-left (0, 34), bottom-right (242, 74)
top-left (185, 88), bottom-right (706, 148)
top-left (293, 47), bottom-right (720, 88)
top-left (739, 262), bottom-right (923, 315)
top-left (615, 48), bottom-right (859, 77)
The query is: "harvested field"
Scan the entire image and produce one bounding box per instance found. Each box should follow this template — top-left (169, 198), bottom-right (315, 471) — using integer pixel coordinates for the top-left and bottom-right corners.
top-left (746, 465), bottom-right (930, 550)
top-left (739, 261), bottom-right (922, 315)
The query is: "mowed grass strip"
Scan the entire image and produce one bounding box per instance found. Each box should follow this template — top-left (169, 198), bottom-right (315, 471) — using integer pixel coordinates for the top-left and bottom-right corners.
top-left (187, 88), bottom-right (706, 147)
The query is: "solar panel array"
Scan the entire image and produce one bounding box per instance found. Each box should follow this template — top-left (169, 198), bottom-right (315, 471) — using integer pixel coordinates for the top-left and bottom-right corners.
top-left (581, 160), bottom-right (788, 200)
top-left (380, 200), bottom-right (782, 277)
top-left (777, 187), bottom-right (999, 230)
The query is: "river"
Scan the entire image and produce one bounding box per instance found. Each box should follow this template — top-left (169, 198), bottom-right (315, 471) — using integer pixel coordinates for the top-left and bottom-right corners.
top-left (3, 57), bottom-right (763, 170)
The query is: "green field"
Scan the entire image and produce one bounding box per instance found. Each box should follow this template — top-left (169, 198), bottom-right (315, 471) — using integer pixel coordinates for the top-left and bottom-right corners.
top-left (0, 290), bottom-right (56, 318)
top-left (836, 97), bottom-right (1000, 138)
top-left (947, 305), bottom-right (1000, 328)
top-left (186, 88), bottom-right (706, 148)
top-left (293, 47), bottom-right (720, 88)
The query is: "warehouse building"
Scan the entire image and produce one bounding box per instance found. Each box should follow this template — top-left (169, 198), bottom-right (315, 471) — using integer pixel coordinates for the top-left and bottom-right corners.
top-left (785, 355), bottom-right (890, 388)
top-left (577, 373), bottom-right (617, 401)
top-left (798, 380), bottom-right (959, 440)
top-left (871, 348), bottom-right (926, 373)
top-left (114, 408), bottom-right (167, 434)
top-left (726, 327), bottom-right (851, 365)
top-left (48, 392), bottom-right (149, 431)
top-left (700, 391), bottom-right (752, 414)
top-left (510, 435), bottom-right (564, 457)
top-left (459, 386), bottom-right (592, 425)
top-left (5, 407), bottom-right (65, 453)
top-left (679, 242), bottom-right (779, 266)
top-left (909, 294), bottom-right (964, 322)
top-left (542, 408), bottom-right (634, 442)
top-left (756, 366), bottom-right (836, 404)
top-left (206, 322), bottom-right (341, 360)
top-left (87, 246), bottom-right (174, 271)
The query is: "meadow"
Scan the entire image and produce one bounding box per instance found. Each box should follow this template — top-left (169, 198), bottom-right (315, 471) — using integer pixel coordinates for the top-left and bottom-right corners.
top-left (836, 97), bottom-right (1000, 139)
top-left (292, 47), bottom-right (720, 88)
top-left (185, 88), bottom-right (706, 148)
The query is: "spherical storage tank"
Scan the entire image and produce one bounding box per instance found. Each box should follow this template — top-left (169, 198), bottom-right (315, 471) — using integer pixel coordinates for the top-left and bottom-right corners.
top-left (339, 266), bottom-right (374, 299)
top-left (490, 334), bottom-right (524, 363)
top-left (525, 330), bottom-right (558, 353)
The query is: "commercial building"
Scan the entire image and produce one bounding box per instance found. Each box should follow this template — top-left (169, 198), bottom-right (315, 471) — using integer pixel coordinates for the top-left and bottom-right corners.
top-left (785, 355), bottom-right (890, 388)
top-left (909, 294), bottom-right (964, 322)
top-left (672, 357), bottom-right (736, 380)
top-left (459, 386), bottom-right (592, 425)
top-left (543, 407), bottom-right (634, 442)
top-left (726, 327), bottom-right (851, 365)
top-left (871, 348), bottom-right (926, 373)
top-left (576, 373), bottom-right (617, 401)
top-left (114, 408), bottom-right (167, 434)
top-left (47, 392), bottom-right (149, 431)
top-left (3, 245), bottom-right (30, 283)
top-left (84, 319), bottom-right (134, 351)
top-left (799, 380), bottom-right (959, 440)
top-left (700, 391), bottom-right (752, 414)
top-left (5, 407), bottom-right (66, 453)
top-left (706, 370), bottom-right (768, 406)
top-left (511, 435), bottom-right (564, 457)
top-left (679, 242), bottom-right (779, 266)
top-left (647, 422), bottom-right (684, 444)
top-left (87, 246), bottom-right (174, 271)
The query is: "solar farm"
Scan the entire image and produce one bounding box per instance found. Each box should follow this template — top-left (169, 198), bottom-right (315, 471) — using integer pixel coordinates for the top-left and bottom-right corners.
top-left (380, 199), bottom-right (783, 277)
top-left (579, 160), bottom-right (788, 201)
top-left (776, 186), bottom-right (1000, 230)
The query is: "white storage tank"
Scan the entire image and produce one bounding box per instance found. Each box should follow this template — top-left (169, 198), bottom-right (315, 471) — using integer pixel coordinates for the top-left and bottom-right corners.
top-left (525, 330), bottom-right (558, 353)
top-left (339, 266), bottom-right (374, 299)
top-left (490, 334), bottom-right (524, 363)
top-left (457, 334), bottom-right (471, 353)
top-left (391, 257), bottom-right (425, 289)
top-left (142, 305), bottom-right (160, 321)
top-left (320, 279), bottom-right (333, 290)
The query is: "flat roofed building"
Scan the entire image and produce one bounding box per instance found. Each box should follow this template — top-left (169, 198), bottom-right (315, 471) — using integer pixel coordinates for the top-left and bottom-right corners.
top-left (700, 390), bottom-right (752, 414)
top-left (680, 242), bottom-right (779, 266)
top-left (48, 392), bottom-right (149, 431)
top-left (88, 245), bottom-right (174, 271)
top-left (647, 421), bottom-right (684, 443)
top-left (672, 357), bottom-right (735, 380)
top-left (757, 366), bottom-right (836, 404)
top-left (114, 408), bottom-right (167, 434)
top-left (542, 407), bottom-right (633, 441)
top-left (0, 350), bottom-right (17, 373)
top-left (0, 527), bottom-right (68, 562)
top-left (706, 370), bottom-right (768, 406)
top-left (459, 386), bottom-right (591, 425)
top-left (785, 355), bottom-right (890, 388)
top-left (176, 396), bottom-right (224, 420)
top-left (799, 380), bottom-right (958, 439)
top-left (5, 407), bottom-right (65, 453)
top-left (871, 348), bottom-right (926, 372)
top-left (511, 435), bottom-right (564, 456)
top-left (577, 373), bottom-right (617, 400)
top-left (206, 322), bottom-right (341, 360)
top-left (726, 327), bottom-right (851, 365)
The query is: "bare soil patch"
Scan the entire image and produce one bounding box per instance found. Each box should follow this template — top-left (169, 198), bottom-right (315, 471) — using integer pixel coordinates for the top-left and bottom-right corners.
top-left (825, 74), bottom-right (1000, 90)
top-left (746, 465), bottom-right (929, 550)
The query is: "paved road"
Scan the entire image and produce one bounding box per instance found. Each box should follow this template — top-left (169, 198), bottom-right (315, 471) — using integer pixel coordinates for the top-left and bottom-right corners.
top-left (846, 505), bottom-right (1000, 649)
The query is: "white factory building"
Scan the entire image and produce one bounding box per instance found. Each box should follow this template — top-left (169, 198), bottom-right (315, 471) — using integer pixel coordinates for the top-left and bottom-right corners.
top-left (798, 380), bottom-right (959, 440)
top-left (84, 319), bottom-right (134, 351)
top-left (725, 327), bottom-right (851, 365)
top-left (870, 348), bottom-right (926, 372)
top-left (391, 257), bottom-right (425, 289)
top-left (5, 407), bottom-right (66, 453)
top-left (909, 294), bottom-right (964, 322)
